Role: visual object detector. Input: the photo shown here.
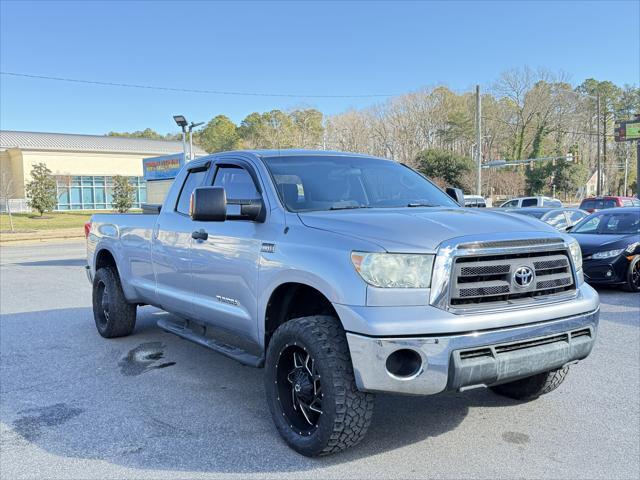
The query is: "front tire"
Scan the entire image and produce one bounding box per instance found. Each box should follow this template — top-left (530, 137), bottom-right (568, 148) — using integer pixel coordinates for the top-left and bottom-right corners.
top-left (92, 267), bottom-right (137, 338)
top-left (489, 367), bottom-right (569, 400)
top-left (264, 315), bottom-right (374, 456)
top-left (624, 256), bottom-right (640, 292)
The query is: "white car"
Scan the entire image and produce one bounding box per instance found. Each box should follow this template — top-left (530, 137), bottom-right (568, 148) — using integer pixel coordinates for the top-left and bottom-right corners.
top-left (500, 196), bottom-right (562, 208)
top-left (464, 195), bottom-right (491, 208)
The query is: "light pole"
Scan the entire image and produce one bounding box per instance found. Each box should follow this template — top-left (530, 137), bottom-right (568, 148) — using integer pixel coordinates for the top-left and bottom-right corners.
top-left (173, 115), bottom-right (188, 162)
top-left (188, 121), bottom-right (204, 161)
top-left (475, 85), bottom-right (482, 196)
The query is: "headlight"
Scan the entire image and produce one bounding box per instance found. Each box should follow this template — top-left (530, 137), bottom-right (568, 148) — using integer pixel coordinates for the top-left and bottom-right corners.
top-left (592, 248), bottom-right (624, 259)
top-left (568, 239), bottom-right (582, 271)
top-left (351, 252), bottom-right (434, 288)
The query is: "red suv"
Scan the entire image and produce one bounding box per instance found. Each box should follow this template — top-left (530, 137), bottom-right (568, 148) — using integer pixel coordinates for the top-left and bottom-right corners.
top-left (579, 196), bottom-right (640, 213)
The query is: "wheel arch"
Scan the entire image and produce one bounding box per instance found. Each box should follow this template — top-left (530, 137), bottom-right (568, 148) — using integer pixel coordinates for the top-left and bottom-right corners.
top-left (95, 247), bottom-right (118, 273)
top-left (264, 282), bottom-right (340, 349)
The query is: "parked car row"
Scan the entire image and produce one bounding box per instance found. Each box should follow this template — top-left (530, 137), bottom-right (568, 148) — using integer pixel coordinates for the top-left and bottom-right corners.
top-left (501, 208), bottom-right (588, 232)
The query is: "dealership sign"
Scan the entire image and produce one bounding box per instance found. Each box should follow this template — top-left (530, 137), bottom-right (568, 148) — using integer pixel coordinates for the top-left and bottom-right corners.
top-left (614, 116), bottom-right (640, 142)
top-left (143, 153), bottom-right (184, 181)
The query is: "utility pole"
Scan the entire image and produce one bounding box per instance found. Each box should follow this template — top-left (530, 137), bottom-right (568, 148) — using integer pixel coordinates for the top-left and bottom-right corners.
top-left (623, 143), bottom-right (629, 195)
top-left (596, 92), bottom-right (601, 196)
top-left (637, 139), bottom-right (640, 200)
top-left (475, 85), bottom-right (482, 196)
top-left (602, 103), bottom-right (607, 195)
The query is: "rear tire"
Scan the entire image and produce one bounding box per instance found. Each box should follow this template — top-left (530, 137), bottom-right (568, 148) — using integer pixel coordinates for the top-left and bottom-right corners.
top-left (623, 256), bottom-right (640, 292)
top-left (92, 267), bottom-right (136, 338)
top-left (489, 367), bottom-right (569, 401)
top-left (264, 315), bottom-right (374, 456)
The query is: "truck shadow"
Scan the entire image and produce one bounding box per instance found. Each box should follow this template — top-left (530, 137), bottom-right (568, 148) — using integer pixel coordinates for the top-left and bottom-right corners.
top-left (15, 258), bottom-right (87, 267)
top-left (1, 306), bottom-right (523, 475)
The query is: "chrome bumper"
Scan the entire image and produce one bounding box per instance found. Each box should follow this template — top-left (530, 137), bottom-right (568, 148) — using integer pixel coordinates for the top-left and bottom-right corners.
top-left (346, 308), bottom-right (599, 395)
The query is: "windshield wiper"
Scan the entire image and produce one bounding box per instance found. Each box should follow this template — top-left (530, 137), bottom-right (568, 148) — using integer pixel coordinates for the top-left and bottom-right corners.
top-left (329, 205), bottom-right (367, 210)
top-left (407, 202), bottom-right (438, 207)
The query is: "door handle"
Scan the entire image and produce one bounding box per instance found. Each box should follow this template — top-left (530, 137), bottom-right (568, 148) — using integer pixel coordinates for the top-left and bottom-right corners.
top-left (192, 229), bottom-right (208, 241)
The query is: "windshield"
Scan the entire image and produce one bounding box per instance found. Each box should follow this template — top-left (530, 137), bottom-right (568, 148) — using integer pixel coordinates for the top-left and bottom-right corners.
top-left (262, 155), bottom-right (459, 212)
top-left (573, 211), bottom-right (640, 235)
top-left (580, 199), bottom-right (616, 210)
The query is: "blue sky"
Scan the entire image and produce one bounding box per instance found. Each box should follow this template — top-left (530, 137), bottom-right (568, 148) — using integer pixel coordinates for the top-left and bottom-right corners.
top-left (1, 0), bottom-right (638, 135)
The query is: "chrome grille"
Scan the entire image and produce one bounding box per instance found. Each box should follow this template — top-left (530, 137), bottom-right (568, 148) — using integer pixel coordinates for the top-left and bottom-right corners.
top-left (450, 249), bottom-right (575, 307)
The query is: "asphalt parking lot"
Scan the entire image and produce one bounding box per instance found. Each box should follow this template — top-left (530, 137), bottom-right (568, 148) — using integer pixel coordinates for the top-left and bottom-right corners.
top-left (0, 241), bottom-right (638, 480)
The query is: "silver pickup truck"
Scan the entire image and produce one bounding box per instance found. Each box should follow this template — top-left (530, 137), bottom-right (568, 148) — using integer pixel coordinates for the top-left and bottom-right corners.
top-left (86, 150), bottom-right (599, 456)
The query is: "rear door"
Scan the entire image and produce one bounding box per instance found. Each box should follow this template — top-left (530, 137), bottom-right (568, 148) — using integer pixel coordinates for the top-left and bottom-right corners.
top-left (151, 162), bottom-right (210, 317)
top-left (190, 157), bottom-right (276, 346)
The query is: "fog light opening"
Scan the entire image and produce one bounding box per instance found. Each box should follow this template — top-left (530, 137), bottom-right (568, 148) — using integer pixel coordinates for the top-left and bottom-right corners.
top-left (385, 349), bottom-right (423, 379)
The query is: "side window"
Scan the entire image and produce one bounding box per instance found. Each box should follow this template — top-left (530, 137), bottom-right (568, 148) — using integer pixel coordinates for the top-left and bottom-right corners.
top-left (569, 211), bottom-right (586, 224)
top-left (503, 200), bottom-right (518, 208)
top-left (176, 167), bottom-right (208, 214)
top-left (522, 198), bottom-right (537, 207)
top-left (213, 166), bottom-right (260, 200)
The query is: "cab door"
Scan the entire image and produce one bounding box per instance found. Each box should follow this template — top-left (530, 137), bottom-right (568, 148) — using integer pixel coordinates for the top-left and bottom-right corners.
top-left (189, 158), bottom-right (276, 346)
top-left (151, 162), bottom-right (210, 317)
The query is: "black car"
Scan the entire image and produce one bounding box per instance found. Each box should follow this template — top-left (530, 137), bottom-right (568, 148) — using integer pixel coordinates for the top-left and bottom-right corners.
top-left (569, 207), bottom-right (640, 291)
top-left (501, 207), bottom-right (588, 232)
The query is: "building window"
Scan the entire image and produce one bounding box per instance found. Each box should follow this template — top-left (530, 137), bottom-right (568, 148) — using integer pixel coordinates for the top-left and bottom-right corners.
top-left (55, 175), bottom-right (146, 210)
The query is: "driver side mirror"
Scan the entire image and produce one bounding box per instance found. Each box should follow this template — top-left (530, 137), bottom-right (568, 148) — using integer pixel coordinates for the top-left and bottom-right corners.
top-left (446, 187), bottom-right (465, 206)
top-left (190, 186), bottom-right (227, 221)
top-left (190, 186), bottom-right (266, 222)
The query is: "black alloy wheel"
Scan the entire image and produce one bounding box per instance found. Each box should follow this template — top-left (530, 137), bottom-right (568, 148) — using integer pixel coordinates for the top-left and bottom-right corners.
top-left (276, 344), bottom-right (323, 435)
top-left (626, 256), bottom-right (640, 292)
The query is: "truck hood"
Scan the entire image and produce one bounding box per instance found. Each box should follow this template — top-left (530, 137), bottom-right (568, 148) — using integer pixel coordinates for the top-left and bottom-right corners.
top-left (298, 207), bottom-right (560, 252)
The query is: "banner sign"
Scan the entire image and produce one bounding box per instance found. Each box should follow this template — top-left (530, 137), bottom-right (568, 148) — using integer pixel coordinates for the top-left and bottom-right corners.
top-left (614, 117), bottom-right (640, 142)
top-left (143, 153), bottom-right (184, 181)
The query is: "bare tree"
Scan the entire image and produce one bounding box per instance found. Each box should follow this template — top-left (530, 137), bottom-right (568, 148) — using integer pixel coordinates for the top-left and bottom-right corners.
top-left (1, 170), bottom-right (15, 232)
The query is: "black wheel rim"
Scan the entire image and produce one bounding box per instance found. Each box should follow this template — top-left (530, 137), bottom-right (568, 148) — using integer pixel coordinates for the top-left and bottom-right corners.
top-left (632, 260), bottom-right (640, 288)
top-left (275, 344), bottom-right (322, 435)
top-left (97, 280), bottom-right (110, 326)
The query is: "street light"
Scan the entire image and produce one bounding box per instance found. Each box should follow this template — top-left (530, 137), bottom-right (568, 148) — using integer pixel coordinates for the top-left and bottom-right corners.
top-left (173, 115), bottom-right (189, 162)
top-left (188, 121), bottom-right (204, 161)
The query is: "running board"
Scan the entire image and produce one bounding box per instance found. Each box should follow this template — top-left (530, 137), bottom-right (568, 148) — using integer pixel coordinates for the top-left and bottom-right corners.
top-left (157, 317), bottom-right (264, 367)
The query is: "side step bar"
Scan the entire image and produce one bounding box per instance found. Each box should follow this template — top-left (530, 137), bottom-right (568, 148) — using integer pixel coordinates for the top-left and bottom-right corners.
top-left (157, 317), bottom-right (264, 367)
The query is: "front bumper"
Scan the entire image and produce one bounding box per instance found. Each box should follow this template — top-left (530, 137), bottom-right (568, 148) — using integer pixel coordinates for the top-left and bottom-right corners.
top-left (346, 308), bottom-right (599, 395)
top-left (583, 255), bottom-right (630, 285)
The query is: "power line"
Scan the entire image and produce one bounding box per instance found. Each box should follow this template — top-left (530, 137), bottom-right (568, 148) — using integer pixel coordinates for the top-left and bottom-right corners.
top-left (481, 115), bottom-right (615, 138)
top-left (0, 71), bottom-right (397, 99)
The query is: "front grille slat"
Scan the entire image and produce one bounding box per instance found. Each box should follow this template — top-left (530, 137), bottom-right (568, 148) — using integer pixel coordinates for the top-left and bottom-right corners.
top-left (450, 248), bottom-right (575, 308)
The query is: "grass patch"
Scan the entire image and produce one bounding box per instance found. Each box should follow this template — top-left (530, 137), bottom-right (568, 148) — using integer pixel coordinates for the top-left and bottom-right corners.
top-left (2, 211), bottom-right (104, 231)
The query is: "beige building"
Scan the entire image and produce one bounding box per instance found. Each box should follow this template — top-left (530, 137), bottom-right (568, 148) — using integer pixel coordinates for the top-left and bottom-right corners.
top-left (0, 130), bottom-right (206, 211)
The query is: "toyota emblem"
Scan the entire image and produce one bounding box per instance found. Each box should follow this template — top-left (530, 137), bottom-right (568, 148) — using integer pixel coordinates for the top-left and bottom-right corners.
top-left (513, 266), bottom-right (534, 288)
